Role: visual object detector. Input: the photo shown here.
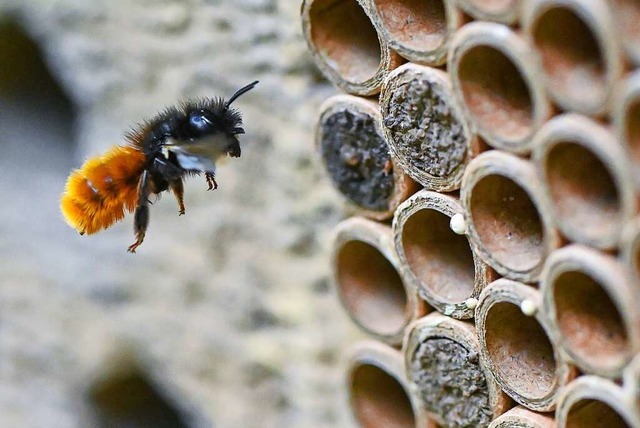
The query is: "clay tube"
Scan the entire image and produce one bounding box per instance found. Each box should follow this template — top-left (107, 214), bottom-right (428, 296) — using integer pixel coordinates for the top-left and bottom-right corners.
top-left (346, 341), bottom-right (421, 428)
top-left (449, 22), bottom-right (551, 154)
top-left (613, 71), bottom-right (640, 191)
top-left (523, 0), bottom-right (623, 116)
top-left (301, 0), bottom-right (403, 95)
top-left (556, 376), bottom-right (640, 428)
top-left (541, 245), bottom-right (640, 378)
top-left (369, 0), bottom-right (463, 65)
top-left (455, 0), bottom-right (522, 25)
top-left (393, 189), bottom-right (495, 319)
top-left (621, 217), bottom-right (640, 284)
top-left (489, 406), bottom-right (555, 428)
top-left (610, 0), bottom-right (640, 65)
top-left (461, 151), bottom-right (559, 283)
top-left (316, 95), bottom-right (418, 220)
top-left (404, 313), bottom-right (512, 427)
top-left (475, 278), bottom-right (574, 412)
top-left (332, 217), bottom-right (420, 345)
top-left (380, 63), bottom-right (478, 192)
top-left (532, 114), bottom-right (635, 251)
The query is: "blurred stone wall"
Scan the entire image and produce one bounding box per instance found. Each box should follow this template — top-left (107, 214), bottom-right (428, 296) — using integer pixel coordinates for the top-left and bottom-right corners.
top-left (0, 0), bottom-right (359, 426)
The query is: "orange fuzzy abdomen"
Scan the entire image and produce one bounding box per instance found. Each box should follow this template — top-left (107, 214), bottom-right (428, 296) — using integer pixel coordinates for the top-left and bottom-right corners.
top-left (60, 145), bottom-right (146, 235)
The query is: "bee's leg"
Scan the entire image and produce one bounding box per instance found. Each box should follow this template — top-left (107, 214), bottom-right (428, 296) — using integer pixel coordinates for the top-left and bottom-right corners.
top-left (128, 171), bottom-right (151, 253)
top-left (205, 172), bottom-right (218, 191)
top-left (169, 178), bottom-right (185, 215)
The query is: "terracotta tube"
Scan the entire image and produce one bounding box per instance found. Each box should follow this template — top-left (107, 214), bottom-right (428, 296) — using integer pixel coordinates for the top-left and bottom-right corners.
top-left (332, 217), bottom-right (419, 345)
top-left (461, 151), bottom-right (559, 283)
top-left (556, 376), bottom-right (640, 428)
top-left (346, 341), bottom-right (421, 428)
top-left (541, 245), bottom-right (640, 378)
top-left (455, 0), bottom-right (522, 25)
top-left (522, 0), bottom-right (623, 116)
top-left (621, 217), bottom-right (640, 284)
top-left (301, 0), bottom-right (403, 96)
top-left (449, 22), bottom-right (551, 154)
top-left (532, 114), bottom-right (636, 250)
top-left (369, 0), bottom-right (463, 65)
top-left (613, 71), bottom-right (640, 191)
top-left (316, 95), bottom-right (419, 220)
top-left (610, 0), bottom-right (640, 66)
top-left (380, 63), bottom-right (478, 192)
top-left (404, 313), bottom-right (512, 427)
top-left (623, 354), bottom-right (640, 395)
top-left (392, 189), bottom-right (495, 319)
top-left (475, 278), bottom-right (574, 412)
top-left (489, 406), bottom-right (555, 428)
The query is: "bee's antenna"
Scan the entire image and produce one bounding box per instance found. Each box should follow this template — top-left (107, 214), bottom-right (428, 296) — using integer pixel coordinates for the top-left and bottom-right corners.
top-left (225, 80), bottom-right (259, 109)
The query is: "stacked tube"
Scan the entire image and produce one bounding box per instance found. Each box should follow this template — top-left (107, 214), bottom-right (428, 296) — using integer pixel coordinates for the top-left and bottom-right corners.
top-left (302, 0), bottom-right (640, 426)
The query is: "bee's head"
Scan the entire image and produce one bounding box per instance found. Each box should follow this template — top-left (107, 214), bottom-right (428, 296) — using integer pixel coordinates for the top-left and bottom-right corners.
top-left (187, 81), bottom-right (259, 153)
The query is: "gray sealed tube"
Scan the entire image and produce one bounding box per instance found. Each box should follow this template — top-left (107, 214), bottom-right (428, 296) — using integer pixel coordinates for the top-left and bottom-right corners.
top-left (403, 313), bottom-right (512, 427)
top-left (380, 63), bottom-right (478, 192)
top-left (316, 94), bottom-right (418, 220)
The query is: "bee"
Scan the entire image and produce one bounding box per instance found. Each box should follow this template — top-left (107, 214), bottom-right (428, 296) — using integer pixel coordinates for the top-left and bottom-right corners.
top-left (60, 80), bottom-right (258, 252)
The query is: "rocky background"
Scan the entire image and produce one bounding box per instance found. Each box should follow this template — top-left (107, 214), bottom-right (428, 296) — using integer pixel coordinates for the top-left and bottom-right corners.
top-left (0, 0), bottom-right (360, 426)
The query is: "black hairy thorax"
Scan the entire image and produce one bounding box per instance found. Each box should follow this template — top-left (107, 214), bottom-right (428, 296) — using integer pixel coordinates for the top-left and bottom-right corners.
top-left (124, 81), bottom-right (256, 193)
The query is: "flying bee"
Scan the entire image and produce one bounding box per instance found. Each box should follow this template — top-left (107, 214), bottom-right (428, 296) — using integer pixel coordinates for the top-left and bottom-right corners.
top-left (60, 80), bottom-right (258, 252)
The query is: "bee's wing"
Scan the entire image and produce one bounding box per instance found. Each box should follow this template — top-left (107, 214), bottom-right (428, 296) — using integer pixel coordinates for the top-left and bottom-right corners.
top-left (171, 149), bottom-right (217, 174)
top-left (163, 135), bottom-right (231, 174)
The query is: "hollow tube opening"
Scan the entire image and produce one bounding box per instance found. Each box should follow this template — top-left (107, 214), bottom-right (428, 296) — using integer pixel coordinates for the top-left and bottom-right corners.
top-left (544, 142), bottom-right (620, 241)
top-left (553, 271), bottom-right (629, 369)
top-left (457, 45), bottom-right (534, 142)
top-left (484, 302), bottom-right (557, 399)
top-left (624, 98), bottom-right (640, 164)
top-left (469, 174), bottom-right (544, 272)
top-left (531, 6), bottom-right (606, 108)
top-left (611, 0), bottom-right (640, 58)
top-left (309, 0), bottom-right (382, 83)
top-left (350, 363), bottom-right (416, 428)
top-left (373, 0), bottom-right (446, 52)
top-left (401, 209), bottom-right (475, 303)
top-left (633, 238), bottom-right (640, 280)
top-left (565, 398), bottom-right (630, 428)
top-left (336, 240), bottom-right (408, 336)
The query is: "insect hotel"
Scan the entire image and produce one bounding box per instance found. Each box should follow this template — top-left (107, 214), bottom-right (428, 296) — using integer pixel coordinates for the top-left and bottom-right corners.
top-left (302, 0), bottom-right (640, 426)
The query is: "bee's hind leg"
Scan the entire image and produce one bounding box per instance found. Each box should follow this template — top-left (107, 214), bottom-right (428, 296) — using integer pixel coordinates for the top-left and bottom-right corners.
top-left (128, 171), bottom-right (151, 253)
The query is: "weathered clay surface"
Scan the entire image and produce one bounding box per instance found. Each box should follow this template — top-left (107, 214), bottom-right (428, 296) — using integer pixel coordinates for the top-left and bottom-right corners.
top-left (320, 108), bottom-right (394, 211)
top-left (384, 76), bottom-right (467, 178)
top-left (409, 337), bottom-right (492, 428)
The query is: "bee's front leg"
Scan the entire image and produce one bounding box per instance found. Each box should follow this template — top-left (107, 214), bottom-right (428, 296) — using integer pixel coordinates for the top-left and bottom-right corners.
top-left (169, 178), bottom-right (186, 215)
top-left (205, 172), bottom-right (218, 191)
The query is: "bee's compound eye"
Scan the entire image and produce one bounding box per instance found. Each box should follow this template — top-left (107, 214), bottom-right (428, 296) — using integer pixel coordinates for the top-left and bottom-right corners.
top-left (189, 111), bottom-right (213, 133)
